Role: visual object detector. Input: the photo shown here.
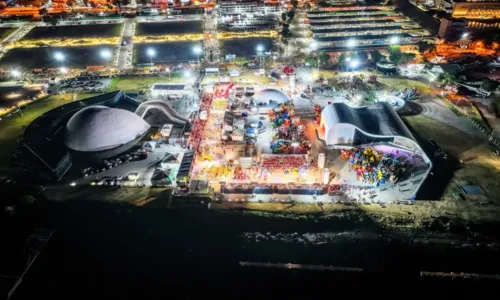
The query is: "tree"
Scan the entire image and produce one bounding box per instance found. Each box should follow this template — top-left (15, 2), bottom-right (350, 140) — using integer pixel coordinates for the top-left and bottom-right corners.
top-left (370, 50), bottom-right (384, 63)
top-left (233, 57), bottom-right (251, 67)
top-left (338, 53), bottom-right (350, 69)
top-left (418, 41), bottom-right (436, 54)
top-left (39, 7), bottom-right (47, 20)
top-left (281, 12), bottom-right (287, 22)
top-left (437, 72), bottom-right (456, 85)
top-left (305, 2), bottom-right (311, 10)
top-left (356, 51), bottom-right (368, 62)
top-left (287, 10), bottom-right (295, 21)
top-left (318, 52), bottom-right (330, 65)
top-left (48, 17), bottom-right (58, 27)
top-left (389, 46), bottom-right (415, 65)
top-left (291, 0), bottom-right (298, 8)
top-left (482, 78), bottom-right (500, 92)
top-left (305, 56), bottom-right (319, 67)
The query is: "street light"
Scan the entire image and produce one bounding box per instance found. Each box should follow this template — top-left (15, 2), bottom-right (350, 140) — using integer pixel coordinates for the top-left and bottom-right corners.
top-left (256, 44), bottom-right (265, 69)
top-left (54, 52), bottom-right (65, 67)
top-left (309, 41), bottom-right (318, 51)
top-left (184, 70), bottom-right (191, 78)
top-left (428, 77), bottom-right (435, 87)
top-left (59, 67), bottom-right (68, 75)
top-left (350, 59), bottom-right (360, 70)
top-left (390, 36), bottom-right (400, 45)
top-left (193, 45), bottom-right (202, 63)
top-left (100, 49), bottom-right (112, 66)
top-left (165, 67), bottom-right (171, 79)
top-left (462, 32), bottom-right (469, 38)
top-left (291, 141), bottom-right (299, 154)
top-left (11, 69), bottom-right (21, 78)
top-left (346, 39), bottom-right (357, 48)
top-left (147, 48), bottom-right (156, 65)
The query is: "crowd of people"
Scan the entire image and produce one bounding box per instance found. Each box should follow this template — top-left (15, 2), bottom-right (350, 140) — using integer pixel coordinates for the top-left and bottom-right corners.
top-left (341, 147), bottom-right (416, 186)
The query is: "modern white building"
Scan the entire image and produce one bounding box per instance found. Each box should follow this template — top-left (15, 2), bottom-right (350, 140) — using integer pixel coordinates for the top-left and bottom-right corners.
top-left (219, 1), bottom-right (280, 14)
top-left (65, 106), bottom-right (151, 153)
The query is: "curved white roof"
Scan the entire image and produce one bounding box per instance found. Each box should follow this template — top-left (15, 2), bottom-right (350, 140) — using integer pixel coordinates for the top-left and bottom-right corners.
top-left (253, 88), bottom-right (290, 104)
top-left (65, 106), bottom-right (150, 152)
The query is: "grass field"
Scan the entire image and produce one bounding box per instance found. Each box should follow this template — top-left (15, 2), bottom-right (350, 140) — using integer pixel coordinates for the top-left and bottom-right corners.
top-left (0, 93), bottom-right (98, 167)
top-left (23, 24), bottom-right (123, 40)
top-left (404, 114), bottom-right (500, 202)
top-left (107, 74), bottom-right (187, 92)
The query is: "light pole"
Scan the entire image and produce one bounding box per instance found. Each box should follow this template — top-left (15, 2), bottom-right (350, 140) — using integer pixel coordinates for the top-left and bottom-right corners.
top-left (54, 52), bottom-right (65, 67)
top-left (165, 67), bottom-right (171, 79)
top-left (346, 38), bottom-right (357, 48)
top-left (256, 44), bottom-right (264, 69)
top-left (390, 36), bottom-right (400, 45)
top-left (193, 45), bottom-right (202, 64)
top-left (100, 49), bottom-right (112, 68)
top-left (345, 56), bottom-right (351, 72)
top-left (147, 48), bottom-right (156, 66)
top-left (428, 77), bottom-right (434, 87)
top-left (291, 141), bottom-right (299, 154)
top-left (11, 69), bottom-right (21, 78)
top-left (349, 59), bottom-right (359, 72)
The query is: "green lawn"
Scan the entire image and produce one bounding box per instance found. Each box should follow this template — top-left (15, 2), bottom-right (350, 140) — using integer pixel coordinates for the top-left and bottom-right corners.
top-left (0, 93), bottom-right (98, 167)
top-left (107, 74), bottom-right (187, 92)
top-left (377, 77), bottom-right (433, 94)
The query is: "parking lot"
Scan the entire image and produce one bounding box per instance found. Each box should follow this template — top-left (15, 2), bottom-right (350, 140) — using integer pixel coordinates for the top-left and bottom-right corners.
top-left (58, 77), bottom-right (111, 93)
top-left (72, 142), bottom-right (191, 188)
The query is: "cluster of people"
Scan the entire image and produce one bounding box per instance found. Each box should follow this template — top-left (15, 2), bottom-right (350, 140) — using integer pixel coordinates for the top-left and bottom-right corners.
top-left (341, 147), bottom-right (415, 186)
top-left (214, 83), bottom-right (234, 99)
top-left (260, 155), bottom-right (307, 169)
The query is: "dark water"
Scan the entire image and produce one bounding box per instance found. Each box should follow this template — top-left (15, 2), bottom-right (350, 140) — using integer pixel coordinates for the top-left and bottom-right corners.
top-left (5, 196), bottom-right (499, 299)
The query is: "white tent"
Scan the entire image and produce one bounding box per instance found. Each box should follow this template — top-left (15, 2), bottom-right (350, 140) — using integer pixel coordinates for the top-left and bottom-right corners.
top-left (142, 141), bottom-right (157, 152)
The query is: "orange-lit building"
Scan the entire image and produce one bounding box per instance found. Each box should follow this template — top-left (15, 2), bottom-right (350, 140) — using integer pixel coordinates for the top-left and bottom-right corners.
top-left (452, 1), bottom-right (500, 20)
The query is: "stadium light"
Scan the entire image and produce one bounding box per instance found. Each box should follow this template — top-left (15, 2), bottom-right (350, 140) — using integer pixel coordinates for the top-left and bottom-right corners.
top-left (350, 59), bottom-right (360, 69)
top-left (309, 41), bottom-right (318, 51)
top-left (54, 52), bottom-right (65, 62)
top-left (390, 36), bottom-right (400, 45)
top-left (11, 69), bottom-right (21, 77)
top-left (346, 39), bottom-right (357, 48)
top-left (147, 48), bottom-right (156, 57)
top-left (147, 48), bottom-right (156, 65)
top-left (101, 49), bottom-right (112, 59)
top-left (193, 45), bottom-right (202, 62)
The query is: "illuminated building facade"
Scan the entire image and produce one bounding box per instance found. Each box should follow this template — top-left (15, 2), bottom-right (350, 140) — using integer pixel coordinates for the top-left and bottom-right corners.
top-left (452, 1), bottom-right (500, 19)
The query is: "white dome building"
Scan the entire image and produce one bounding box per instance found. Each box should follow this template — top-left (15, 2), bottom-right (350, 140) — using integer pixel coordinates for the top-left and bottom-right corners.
top-left (65, 106), bottom-right (150, 153)
top-left (252, 88), bottom-right (290, 105)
